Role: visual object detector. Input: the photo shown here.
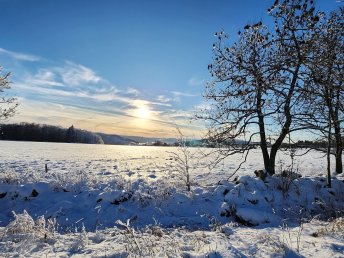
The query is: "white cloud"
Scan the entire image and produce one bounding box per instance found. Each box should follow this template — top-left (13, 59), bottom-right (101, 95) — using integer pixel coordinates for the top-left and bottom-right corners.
top-left (16, 81), bottom-right (123, 102)
top-left (188, 76), bottom-right (205, 87)
top-left (25, 69), bottom-right (64, 87)
top-left (21, 61), bottom-right (103, 89)
top-left (57, 61), bottom-right (102, 86)
top-left (171, 91), bottom-right (196, 97)
top-left (170, 91), bottom-right (197, 102)
top-left (165, 110), bottom-right (193, 119)
top-left (0, 48), bottom-right (41, 62)
top-left (156, 95), bottom-right (171, 103)
top-left (94, 86), bottom-right (119, 94)
top-left (15, 83), bottom-right (76, 97)
top-left (126, 87), bottom-right (140, 96)
top-left (16, 73), bottom-right (171, 108)
top-left (79, 90), bottom-right (123, 102)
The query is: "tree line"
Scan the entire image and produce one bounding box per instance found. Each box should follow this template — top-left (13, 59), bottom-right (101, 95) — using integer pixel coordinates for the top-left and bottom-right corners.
top-left (0, 123), bottom-right (104, 144)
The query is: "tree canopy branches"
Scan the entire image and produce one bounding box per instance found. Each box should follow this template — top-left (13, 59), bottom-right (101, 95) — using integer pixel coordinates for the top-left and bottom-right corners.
top-left (201, 0), bottom-right (343, 177)
top-left (0, 68), bottom-right (18, 120)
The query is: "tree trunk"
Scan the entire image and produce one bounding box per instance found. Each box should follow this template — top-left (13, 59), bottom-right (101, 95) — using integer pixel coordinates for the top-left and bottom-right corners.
top-left (260, 136), bottom-right (270, 173)
top-left (266, 64), bottom-right (300, 175)
top-left (327, 115), bottom-right (332, 188)
top-left (267, 124), bottom-right (292, 175)
top-left (257, 88), bottom-right (270, 172)
top-left (186, 171), bottom-right (190, 191)
top-left (333, 90), bottom-right (342, 174)
top-left (267, 146), bottom-right (278, 175)
top-left (334, 124), bottom-right (343, 174)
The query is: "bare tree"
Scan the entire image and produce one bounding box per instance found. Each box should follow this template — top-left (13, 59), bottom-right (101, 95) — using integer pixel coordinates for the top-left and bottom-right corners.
top-left (303, 8), bottom-right (344, 176)
top-left (201, 0), bottom-right (321, 176)
top-left (0, 68), bottom-right (18, 120)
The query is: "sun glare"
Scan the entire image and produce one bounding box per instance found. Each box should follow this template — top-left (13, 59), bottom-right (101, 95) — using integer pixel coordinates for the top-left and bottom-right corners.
top-left (137, 107), bottom-right (150, 119)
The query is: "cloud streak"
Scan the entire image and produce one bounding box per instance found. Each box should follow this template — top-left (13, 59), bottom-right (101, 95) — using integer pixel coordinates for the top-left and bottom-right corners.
top-left (17, 61), bottom-right (176, 110)
top-left (188, 76), bottom-right (205, 87)
top-left (57, 61), bottom-right (102, 86)
top-left (0, 48), bottom-right (41, 62)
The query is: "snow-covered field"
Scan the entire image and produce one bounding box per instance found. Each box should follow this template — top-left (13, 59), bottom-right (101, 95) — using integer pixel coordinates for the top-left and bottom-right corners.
top-left (0, 141), bottom-right (343, 257)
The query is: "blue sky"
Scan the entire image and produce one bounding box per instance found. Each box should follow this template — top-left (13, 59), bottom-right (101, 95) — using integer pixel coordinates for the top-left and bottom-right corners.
top-left (0, 0), bottom-right (341, 137)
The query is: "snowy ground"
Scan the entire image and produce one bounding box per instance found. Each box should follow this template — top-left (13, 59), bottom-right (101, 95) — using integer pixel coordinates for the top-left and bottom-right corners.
top-left (0, 141), bottom-right (343, 257)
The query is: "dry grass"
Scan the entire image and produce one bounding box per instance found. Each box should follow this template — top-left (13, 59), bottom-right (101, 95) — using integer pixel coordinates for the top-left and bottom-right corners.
top-left (312, 217), bottom-right (344, 239)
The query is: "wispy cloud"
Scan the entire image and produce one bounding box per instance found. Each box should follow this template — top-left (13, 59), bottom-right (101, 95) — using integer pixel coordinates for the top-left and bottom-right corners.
top-left (15, 61), bottom-right (175, 114)
top-left (125, 87), bottom-right (140, 96)
top-left (25, 69), bottom-right (64, 87)
top-left (15, 83), bottom-right (76, 97)
top-left (188, 76), bottom-right (205, 87)
top-left (171, 91), bottom-right (197, 102)
top-left (171, 91), bottom-right (196, 97)
top-left (161, 109), bottom-right (194, 120)
top-left (22, 61), bottom-right (103, 89)
top-left (0, 48), bottom-right (41, 62)
top-left (156, 95), bottom-right (171, 103)
top-left (7, 53), bottom-right (203, 137)
top-left (57, 61), bottom-right (102, 86)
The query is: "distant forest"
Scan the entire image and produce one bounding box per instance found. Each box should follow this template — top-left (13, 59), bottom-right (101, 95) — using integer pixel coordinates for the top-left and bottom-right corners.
top-left (0, 122), bottom-right (337, 148)
top-left (0, 123), bottom-right (104, 144)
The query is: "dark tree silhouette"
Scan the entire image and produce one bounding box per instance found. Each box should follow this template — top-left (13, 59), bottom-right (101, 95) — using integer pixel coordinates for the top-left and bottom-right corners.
top-left (201, 0), bottom-right (322, 176)
top-left (311, 9), bottom-right (343, 175)
top-left (0, 123), bottom-right (103, 144)
top-left (298, 8), bottom-right (344, 182)
top-left (66, 125), bottom-right (76, 143)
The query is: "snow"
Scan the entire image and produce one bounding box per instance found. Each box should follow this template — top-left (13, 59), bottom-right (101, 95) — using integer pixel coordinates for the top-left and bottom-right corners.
top-left (0, 141), bottom-right (343, 257)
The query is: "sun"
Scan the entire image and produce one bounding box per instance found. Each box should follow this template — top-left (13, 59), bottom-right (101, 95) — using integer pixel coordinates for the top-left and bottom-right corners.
top-left (137, 106), bottom-right (150, 119)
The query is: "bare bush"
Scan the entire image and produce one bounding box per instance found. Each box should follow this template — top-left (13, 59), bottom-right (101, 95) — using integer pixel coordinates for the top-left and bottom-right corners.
top-left (3, 210), bottom-right (56, 243)
top-left (167, 127), bottom-right (203, 191)
top-left (312, 217), bottom-right (344, 239)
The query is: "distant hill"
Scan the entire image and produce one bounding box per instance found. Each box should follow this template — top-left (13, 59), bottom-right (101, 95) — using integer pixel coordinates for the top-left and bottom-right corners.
top-left (125, 136), bottom-right (177, 144)
top-left (97, 133), bottom-right (138, 145)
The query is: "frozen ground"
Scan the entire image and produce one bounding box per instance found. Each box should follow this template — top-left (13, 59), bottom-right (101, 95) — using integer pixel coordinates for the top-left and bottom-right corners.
top-left (0, 141), bottom-right (343, 257)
